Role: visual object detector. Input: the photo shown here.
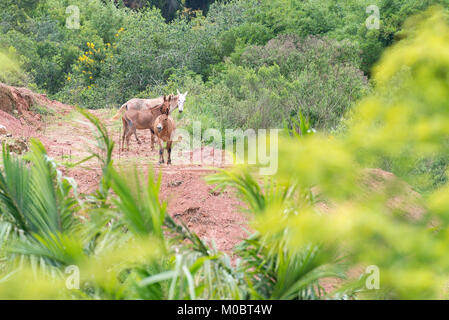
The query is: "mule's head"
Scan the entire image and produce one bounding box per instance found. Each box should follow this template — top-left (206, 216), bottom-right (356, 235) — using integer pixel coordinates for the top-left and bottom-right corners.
top-left (160, 95), bottom-right (171, 115)
top-left (176, 89), bottom-right (188, 113)
top-left (167, 94), bottom-right (176, 113)
top-left (156, 114), bottom-right (169, 133)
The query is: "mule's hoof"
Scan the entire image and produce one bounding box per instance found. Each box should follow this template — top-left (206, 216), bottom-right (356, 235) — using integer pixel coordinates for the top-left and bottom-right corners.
top-left (167, 160), bottom-right (172, 165)
top-left (159, 160), bottom-right (164, 164)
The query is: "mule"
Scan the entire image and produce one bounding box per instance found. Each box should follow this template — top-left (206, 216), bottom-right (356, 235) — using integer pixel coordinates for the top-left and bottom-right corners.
top-left (121, 95), bottom-right (171, 152)
top-left (110, 90), bottom-right (188, 121)
top-left (153, 104), bottom-right (176, 165)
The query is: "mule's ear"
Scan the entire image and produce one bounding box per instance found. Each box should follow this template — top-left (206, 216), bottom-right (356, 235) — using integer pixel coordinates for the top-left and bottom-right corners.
top-left (177, 89), bottom-right (180, 95)
top-left (163, 95), bottom-right (167, 101)
top-left (184, 91), bottom-right (188, 96)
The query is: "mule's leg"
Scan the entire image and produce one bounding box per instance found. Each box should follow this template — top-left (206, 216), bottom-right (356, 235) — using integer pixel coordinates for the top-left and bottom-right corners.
top-left (150, 129), bottom-right (156, 151)
top-left (126, 122), bottom-right (135, 151)
top-left (126, 131), bottom-right (133, 151)
top-left (134, 131), bottom-right (141, 145)
top-left (158, 139), bottom-right (164, 164)
top-left (150, 132), bottom-right (155, 151)
top-left (121, 118), bottom-right (127, 151)
top-left (167, 141), bottom-right (172, 165)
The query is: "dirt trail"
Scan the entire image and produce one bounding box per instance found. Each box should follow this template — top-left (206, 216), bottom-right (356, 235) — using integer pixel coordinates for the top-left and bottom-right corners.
top-left (0, 86), bottom-right (249, 254)
top-left (0, 83), bottom-right (248, 254)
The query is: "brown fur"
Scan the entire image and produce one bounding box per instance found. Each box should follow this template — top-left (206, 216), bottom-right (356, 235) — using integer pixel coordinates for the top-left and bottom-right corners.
top-left (121, 95), bottom-right (171, 151)
top-left (153, 104), bottom-right (176, 165)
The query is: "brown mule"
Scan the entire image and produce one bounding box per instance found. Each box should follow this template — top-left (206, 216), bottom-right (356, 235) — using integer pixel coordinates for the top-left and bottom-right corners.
top-left (121, 95), bottom-right (171, 152)
top-left (153, 102), bottom-right (176, 165)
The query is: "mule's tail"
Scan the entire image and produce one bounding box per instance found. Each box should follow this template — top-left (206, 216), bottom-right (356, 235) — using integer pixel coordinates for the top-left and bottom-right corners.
top-left (110, 103), bottom-right (127, 121)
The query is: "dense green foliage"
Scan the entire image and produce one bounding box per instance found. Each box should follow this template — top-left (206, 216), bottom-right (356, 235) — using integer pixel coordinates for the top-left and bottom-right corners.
top-left (265, 9), bottom-right (449, 298)
top-left (0, 49), bottom-right (29, 86)
top-left (3, 0), bottom-right (447, 131)
top-left (180, 35), bottom-right (368, 130)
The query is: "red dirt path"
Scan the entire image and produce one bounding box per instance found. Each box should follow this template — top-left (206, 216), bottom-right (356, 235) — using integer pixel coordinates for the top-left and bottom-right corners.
top-left (0, 94), bottom-right (249, 255)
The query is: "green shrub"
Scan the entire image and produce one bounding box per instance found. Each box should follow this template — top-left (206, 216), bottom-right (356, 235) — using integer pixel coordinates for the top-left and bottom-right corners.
top-left (237, 8), bottom-right (449, 299)
top-left (0, 49), bottom-right (30, 86)
top-left (252, 0), bottom-right (449, 73)
top-left (178, 35), bottom-right (369, 131)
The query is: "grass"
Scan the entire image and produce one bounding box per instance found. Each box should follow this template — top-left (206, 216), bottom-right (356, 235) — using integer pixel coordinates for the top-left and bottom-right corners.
top-left (30, 104), bottom-right (56, 116)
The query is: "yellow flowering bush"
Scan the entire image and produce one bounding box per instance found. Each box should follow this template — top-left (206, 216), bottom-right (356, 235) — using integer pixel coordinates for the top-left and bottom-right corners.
top-left (67, 28), bottom-right (123, 92)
